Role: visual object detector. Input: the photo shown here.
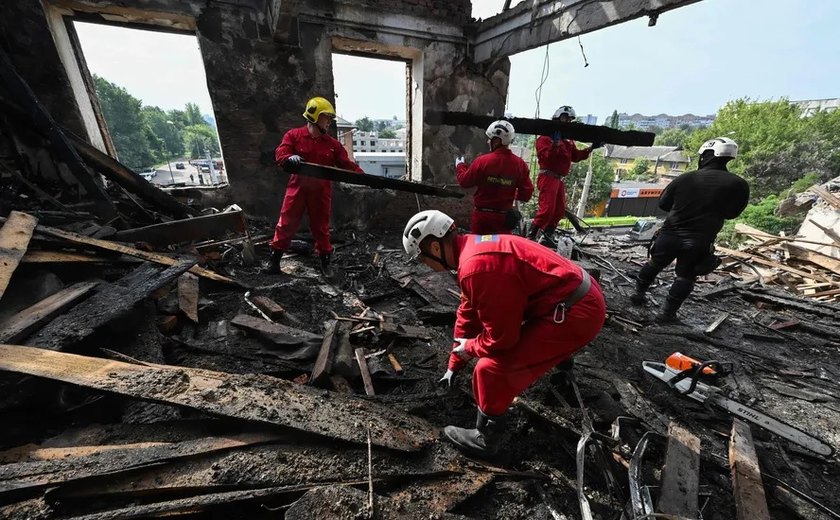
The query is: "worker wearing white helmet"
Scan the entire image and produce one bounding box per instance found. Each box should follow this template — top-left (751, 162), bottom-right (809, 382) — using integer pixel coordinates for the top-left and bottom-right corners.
top-left (454, 120), bottom-right (534, 234)
top-left (403, 210), bottom-right (606, 457)
top-left (528, 105), bottom-right (602, 248)
top-left (630, 136), bottom-right (750, 321)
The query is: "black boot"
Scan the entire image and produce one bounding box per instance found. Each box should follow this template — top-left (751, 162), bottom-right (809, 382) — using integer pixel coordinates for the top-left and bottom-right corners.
top-left (526, 223), bottom-right (540, 241)
top-left (656, 276), bottom-right (693, 322)
top-left (262, 249), bottom-right (284, 274)
top-left (657, 296), bottom-right (684, 322)
top-left (630, 278), bottom-right (651, 305)
top-left (319, 253), bottom-right (335, 280)
top-left (538, 226), bottom-right (557, 249)
top-left (444, 409), bottom-right (506, 457)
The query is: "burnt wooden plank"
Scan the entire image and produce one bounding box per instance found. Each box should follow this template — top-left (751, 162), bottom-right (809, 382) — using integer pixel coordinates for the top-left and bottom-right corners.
top-left (0, 281), bottom-right (99, 343)
top-left (0, 211), bottom-right (38, 300)
top-left (51, 440), bottom-right (459, 501)
top-left (177, 273), bottom-right (199, 323)
top-left (230, 314), bottom-right (321, 346)
top-left (0, 433), bottom-right (279, 499)
top-left (113, 210), bottom-right (245, 247)
top-left (16, 220), bottom-right (240, 286)
top-left (291, 162), bottom-right (463, 199)
top-left (657, 422), bottom-right (700, 517)
top-left (250, 295), bottom-right (286, 320)
top-left (0, 345), bottom-right (438, 451)
top-left (729, 419), bottom-right (771, 520)
top-left (21, 251), bottom-right (141, 264)
top-left (286, 485), bottom-right (470, 520)
top-left (27, 260), bottom-right (195, 351)
top-left (425, 110), bottom-right (655, 146)
top-left (355, 348), bottom-right (376, 396)
top-left (311, 320), bottom-right (340, 387)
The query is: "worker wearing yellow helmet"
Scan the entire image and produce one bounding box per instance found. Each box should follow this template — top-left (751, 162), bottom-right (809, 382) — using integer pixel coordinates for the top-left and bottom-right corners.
top-left (267, 96), bottom-right (364, 278)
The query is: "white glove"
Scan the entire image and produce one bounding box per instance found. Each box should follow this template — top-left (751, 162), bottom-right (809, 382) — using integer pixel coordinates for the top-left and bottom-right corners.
top-left (455, 156), bottom-right (465, 168)
top-left (438, 369), bottom-right (455, 389)
top-left (287, 155), bottom-right (302, 164)
top-left (452, 338), bottom-right (473, 361)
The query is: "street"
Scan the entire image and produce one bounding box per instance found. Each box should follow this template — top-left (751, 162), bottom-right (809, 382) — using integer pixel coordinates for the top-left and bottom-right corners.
top-left (150, 159), bottom-right (226, 186)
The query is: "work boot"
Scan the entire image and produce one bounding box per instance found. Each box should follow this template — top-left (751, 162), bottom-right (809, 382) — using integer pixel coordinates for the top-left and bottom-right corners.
top-left (538, 226), bottom-right (557, 249)
top-left (656, 296), bottom-right (684, 323)
top-left (443, 409), bottom-right (506, 457)
top-left (526, 223), bottom-right (540, 241)
top-left (262, 249), bottom-right (284, 274)
top-left (319, 253), bottom-right (335, 280)
top-left (630, 279), bottom-right (650, 305)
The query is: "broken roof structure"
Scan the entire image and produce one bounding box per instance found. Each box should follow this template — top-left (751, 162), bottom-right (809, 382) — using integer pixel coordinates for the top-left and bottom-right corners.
top-left (3, 1), bottom-right (840, 519)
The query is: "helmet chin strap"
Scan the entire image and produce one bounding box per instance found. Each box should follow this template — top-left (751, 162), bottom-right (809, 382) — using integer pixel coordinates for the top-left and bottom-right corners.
top-left (420, 239), bottom-right (456, 271)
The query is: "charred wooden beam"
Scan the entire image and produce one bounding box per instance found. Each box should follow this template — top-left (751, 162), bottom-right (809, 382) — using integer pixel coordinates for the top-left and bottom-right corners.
top-left (425, 111), bottom-right (655, 146)
top-left (657, 422), bottom-right (700, 517)
top-left (177, 273), bottom-right (199, 323)
top-left (230, 314), bottom-right (322, 348)
top-left (0, 211), bottom-right (38, 300)
top-left (0, 345), bottom-right (438, 451)
top-left (27, 260), bottom-right (194, 351)
top-left (355, 348), bottom-right (376, 396)
top-left (729, 420), bottom-right (771, 520)
top-left (113, 210), bottom-right (245, 247)
top-left (250, 295), bottom-right (286, 320)
top-left (0, 49), bottom-right (118, 222)
top-left (288, 162), bottom-right (464, 199)
top-left (0, 281), bottom-right (99, 343)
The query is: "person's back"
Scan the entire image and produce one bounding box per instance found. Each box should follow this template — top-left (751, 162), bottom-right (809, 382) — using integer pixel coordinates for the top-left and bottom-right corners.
top-left (660, 167), bottom-right (749, 242)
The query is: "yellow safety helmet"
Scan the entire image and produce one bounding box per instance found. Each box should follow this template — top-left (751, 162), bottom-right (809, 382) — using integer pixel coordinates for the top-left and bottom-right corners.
top-left (303, 97), bottom-right (336, 123)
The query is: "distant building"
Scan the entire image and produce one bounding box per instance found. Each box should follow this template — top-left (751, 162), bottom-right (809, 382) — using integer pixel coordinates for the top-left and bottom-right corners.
top-left (792, 98), bottom-right (839, 117)
top-left (603, 145), bottom-right (690, 179)
top-left (605, 181), bottom-right (667, 217)
top-left (352, 129), bottom-right (406, 154)
top-left (612, 112), bottom-right (715, 130)
top-left (355, 152), bottom-right (406, 179)
top-left (580, 114), bottom-right (597, 125)
top-left (335, 116), bottom-right (356, 160)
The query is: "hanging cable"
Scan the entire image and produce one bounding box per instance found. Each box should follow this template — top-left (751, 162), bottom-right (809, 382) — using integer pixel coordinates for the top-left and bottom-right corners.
top-left (577, 36), bottom-right (589, 67)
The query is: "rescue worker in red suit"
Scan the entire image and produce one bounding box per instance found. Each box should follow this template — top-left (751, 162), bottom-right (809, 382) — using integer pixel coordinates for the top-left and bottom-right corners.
top-left (402, 210), bottom-right (606, 457)
top-left (528, 105), bottom-right (602, 247)
top-left (455, 120), bottom-right (533, 234)
top-left (266, 97), bottom-right (364, 278)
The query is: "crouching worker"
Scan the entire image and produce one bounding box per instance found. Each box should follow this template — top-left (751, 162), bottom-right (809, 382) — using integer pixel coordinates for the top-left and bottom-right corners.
top-left (402, 210), bottom-right (606, 457)
top-left (630, 137), bottom-right (749, 321)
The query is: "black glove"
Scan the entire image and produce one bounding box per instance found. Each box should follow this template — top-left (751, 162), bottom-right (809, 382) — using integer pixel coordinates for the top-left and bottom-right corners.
top-left (283, 155), bottom-right (302, 172)
top-left (591, 142), bottom-right (604, 149)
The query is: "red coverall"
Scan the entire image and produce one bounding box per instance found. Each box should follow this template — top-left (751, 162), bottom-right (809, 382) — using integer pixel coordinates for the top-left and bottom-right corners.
top-left (456, 147), bottom-right (534, 234)
top-left (271, 126), bottom-right (363, 254)
top-left (533, 136), bottom-right (591, 230)
top-left (448, 233), bottom-right (606, 416)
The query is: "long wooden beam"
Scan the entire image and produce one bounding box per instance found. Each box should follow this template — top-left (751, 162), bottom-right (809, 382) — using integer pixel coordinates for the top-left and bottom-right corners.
top-left (729, 419), bottom-right (771, 520)
top-left (0, 211), bottom-right (38, 300)
top-left (657, 422), bottom-right (700, 517)
top-left (288, 162), bottom-right (464, 199)
top-left (0, 345), bottom-right (438, 452)
top-left (0, 217), bottom-right (241, 286)
top-left (425, 111), bottom-right (655, 146)
top-left (112, 210), bottom-right (244, 247)
top-left (0, 281), bottom-right (99, 343)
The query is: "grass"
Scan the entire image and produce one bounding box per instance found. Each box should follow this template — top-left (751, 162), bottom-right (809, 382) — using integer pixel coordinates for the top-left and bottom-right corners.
top-left (558, 216), bottom-right (641, 229)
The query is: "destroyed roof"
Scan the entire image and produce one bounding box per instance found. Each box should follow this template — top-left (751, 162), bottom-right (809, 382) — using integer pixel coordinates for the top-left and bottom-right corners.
top-left (604, 144), bottom-right (690, 162)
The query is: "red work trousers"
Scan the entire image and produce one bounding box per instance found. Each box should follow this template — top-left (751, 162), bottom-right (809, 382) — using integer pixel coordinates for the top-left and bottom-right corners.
top-left (532, 174), bottom-right (566, 230)
top-left (471, 283), bottom-right (606, 416)
top-left (270, 178), bottom-right (333, 255)
top-left (470, 210), bottom-right (510, 235)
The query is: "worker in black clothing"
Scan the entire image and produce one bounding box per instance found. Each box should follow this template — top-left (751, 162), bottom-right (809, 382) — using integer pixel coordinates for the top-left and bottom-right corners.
top-left (630, 137), bottom-right (750, 321)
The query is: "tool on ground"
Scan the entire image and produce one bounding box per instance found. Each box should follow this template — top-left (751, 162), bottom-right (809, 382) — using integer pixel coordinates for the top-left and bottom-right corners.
top-left (643, 355), bottom-right (833, 457)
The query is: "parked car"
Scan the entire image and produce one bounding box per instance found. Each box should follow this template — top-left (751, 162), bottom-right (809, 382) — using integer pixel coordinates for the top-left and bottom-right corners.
top-left (140, 171), bottom-right (155, 181)
top-left (200, 165), bottom-right (210, 173)
top-left (626, 218), bottom-right (663, 242)
top-left (175, 162), bottom-right (185, 170)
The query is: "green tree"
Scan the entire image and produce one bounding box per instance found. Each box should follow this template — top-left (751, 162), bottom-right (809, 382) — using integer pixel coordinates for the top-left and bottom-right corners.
top-left (379, 128), bottom-right (397, 139)
top-left (93, 75), bottom-right (155, 168)
top-left (654, 127), bottom-right (690, 148)
top-left (141, 106), bottom-right (183, 162)
top-left (565, 151), bottom-right (614, 215)
top-left (184, 102), bottom-right (205, 126)
top-left (627, 158), bottom-right (652, 180)
top-left (355, 117), bottom-right (374, 132)
top-left (183, 124), bottom-right (220, 159)
top-left (608, 110), bottom-right (619, 129)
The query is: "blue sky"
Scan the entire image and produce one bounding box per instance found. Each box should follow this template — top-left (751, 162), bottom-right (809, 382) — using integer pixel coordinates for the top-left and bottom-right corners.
top-left (77, 0), bottom-right (839, 124)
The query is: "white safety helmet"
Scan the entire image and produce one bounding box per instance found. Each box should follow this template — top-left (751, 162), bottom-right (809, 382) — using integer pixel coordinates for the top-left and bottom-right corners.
top-left (552, 105), bottom-right (576, 120)
top-left (402, 210), bottom-right (455, 259)
top-left (485, 120), bottom-right (515, 146)
top-left (698, 137), bottom-right (738, 158)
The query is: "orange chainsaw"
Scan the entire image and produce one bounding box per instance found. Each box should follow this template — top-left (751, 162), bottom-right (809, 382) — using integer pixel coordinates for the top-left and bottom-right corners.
top-left (643, 352), bottom-right (833, 457)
